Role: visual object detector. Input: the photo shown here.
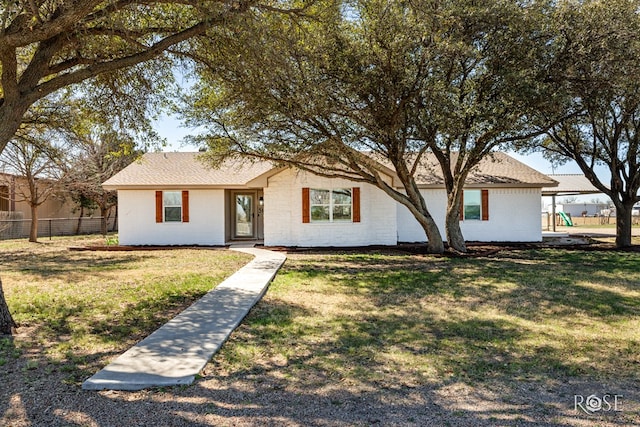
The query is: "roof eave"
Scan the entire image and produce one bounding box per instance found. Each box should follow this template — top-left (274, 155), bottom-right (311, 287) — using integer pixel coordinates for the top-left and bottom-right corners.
top-left (102, 184), bottom-right (261, 191)
top-left (406, 182), bottom-right (556, 189)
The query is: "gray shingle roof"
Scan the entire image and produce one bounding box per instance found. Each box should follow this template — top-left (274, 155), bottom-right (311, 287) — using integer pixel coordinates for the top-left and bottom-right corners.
top-left (448, 152), bottom-right (557, 187)
top-left (102, 152), bottom-right (274, 189)
top-left (376, 152), bottom-right (557, 187)
top-left (103, 151), bottom-right (556, 189)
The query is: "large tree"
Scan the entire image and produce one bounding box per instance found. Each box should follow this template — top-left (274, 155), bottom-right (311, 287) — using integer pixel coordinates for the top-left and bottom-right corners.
top-left (184, 0), bottom-right (548, 252)
top-left (65, 129), bottom-right (142, 236)
top-left (412, 0), bottom-right (551, 251)
top-left (0, 0), bottom-right (263, 335)
top-left (540, 0), bottom-right (640, 248)
top-left (0, 0), bottom-right (254, 153)
top-left (185, 0), bottom-right (446, 253)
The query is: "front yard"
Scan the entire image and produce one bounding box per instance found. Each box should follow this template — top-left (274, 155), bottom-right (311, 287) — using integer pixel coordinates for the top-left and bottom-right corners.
top-left (1, 236), bottom-right (639, 426)
top-left (0, 236), bottom-right (251, 379)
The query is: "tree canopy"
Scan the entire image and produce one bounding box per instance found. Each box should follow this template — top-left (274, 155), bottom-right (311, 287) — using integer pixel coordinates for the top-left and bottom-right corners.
top-left (183, 0), bottom-right (552, 252)
top-left (538, 0), bottom-right (640, 247)
top-left (0, 0), bottom-right (262, 335)
top-left (0, 0), bottom-right (254, 153)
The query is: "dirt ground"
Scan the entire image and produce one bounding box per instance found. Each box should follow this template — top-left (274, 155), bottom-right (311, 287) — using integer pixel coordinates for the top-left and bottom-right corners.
top-left (2, 348), bottom-right (639, 426)
top-left (2, 238), bottom-right (640, 426)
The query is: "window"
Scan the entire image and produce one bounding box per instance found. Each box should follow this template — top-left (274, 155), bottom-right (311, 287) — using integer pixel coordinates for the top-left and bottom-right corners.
top-left (0, 185), bottom-right (8, 211)
top-left (155, 190), bottom-right (189, 223)
top-left (461, 189), bottom-right (489, 221)
top-left (303, 187), bottom-right (360, 223)
top-left (310, 188), bottom-right (352, 222)
top-left (163, 191), bottom-right (182, 222)
top-left (463, 190), bottom-right (482, 220)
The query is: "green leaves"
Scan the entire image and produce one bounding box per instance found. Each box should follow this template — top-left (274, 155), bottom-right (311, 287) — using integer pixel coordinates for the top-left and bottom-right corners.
top-left (182, 1), bottom-right (554, 252)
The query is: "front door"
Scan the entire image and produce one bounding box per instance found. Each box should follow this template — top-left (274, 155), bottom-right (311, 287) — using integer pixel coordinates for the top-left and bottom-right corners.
top-left (234, 193), bottom-right (255, 238)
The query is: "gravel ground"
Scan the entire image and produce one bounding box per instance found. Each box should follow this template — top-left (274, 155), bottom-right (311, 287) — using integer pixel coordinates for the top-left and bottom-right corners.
top-left (2, 348), bottom-right (639, 427)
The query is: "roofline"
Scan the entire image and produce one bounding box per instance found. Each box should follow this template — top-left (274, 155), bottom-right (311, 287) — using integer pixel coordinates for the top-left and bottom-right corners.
top-left (103, 184), bottom-right (264, 191)
top-left (409, 182), bottom-right (555, 189)
top-left (106, 182), bottom-right (553, 191)
top-left (541, 190), bottom-right (602, 196)
top-left (245, 166), bottom-right (288, 187)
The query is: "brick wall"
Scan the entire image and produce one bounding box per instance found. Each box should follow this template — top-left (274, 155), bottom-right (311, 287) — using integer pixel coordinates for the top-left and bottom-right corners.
top-left (264, 168), bottom-right (397, 247)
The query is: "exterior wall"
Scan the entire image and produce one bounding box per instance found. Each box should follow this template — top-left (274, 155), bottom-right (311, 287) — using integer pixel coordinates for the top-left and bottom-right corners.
top-left (397, 188), bottom-right (543, 243)
top-left (263, 169), bottom-right (397, 246)
top-left (396, 189), bottom-right (448, 243)
top-left (551, 203), bottom-right (609, 217)
top-left (117, 189), bottom-right (225, 245)
top-left (0, 173), bottom-right (88, 219)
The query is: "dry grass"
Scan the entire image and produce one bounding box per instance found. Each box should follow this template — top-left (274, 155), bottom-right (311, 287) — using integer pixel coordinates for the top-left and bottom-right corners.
top-left (216, 249), bottom-right (640, 384)
top-left (0, 235), bottom-right (251, 378)
top-left (1, 239), bottom-right (639, 426)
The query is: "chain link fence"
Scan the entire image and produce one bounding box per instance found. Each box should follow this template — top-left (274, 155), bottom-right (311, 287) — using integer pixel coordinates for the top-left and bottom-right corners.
top-left (0, 216), bottom-right (117, 240)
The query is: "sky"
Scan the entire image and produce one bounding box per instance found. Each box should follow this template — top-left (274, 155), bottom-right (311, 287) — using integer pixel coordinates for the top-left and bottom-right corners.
top-left (154, 114), bottom-right (610, 206)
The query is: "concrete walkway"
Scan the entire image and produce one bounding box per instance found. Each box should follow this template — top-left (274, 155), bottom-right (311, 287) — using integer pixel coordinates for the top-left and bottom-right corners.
top-left (82, 246), bottom-right (286, 391)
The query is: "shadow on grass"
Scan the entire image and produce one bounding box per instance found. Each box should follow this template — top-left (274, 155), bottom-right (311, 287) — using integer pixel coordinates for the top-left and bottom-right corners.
top-left (2, 248), bottom-right (639, 426)
top-left (1, 250), bottom-right (149, 279)
top-left (263, 250), bottom-right (640, 381)
top-left (2, 324), bottom-right (637, 427)
top-left (88, 284), bottom-right (215, 345)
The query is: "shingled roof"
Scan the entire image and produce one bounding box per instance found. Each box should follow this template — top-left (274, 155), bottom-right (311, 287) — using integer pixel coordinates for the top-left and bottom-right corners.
top-left (102, 152), bottom-right (275, 189)
top-left (376, 152), bottom-right (557, 188)
top-left (103, 151), bottom-right (556, 189)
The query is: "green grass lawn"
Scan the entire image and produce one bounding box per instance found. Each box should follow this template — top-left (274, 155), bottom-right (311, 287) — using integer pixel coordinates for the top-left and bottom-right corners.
top-left (215, 248), bottom-right (640, 387)
top-left (0, 235), bottom-right (251, 379)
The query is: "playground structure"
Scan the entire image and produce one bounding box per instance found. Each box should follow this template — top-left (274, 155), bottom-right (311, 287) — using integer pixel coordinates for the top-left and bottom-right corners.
top-left (542, 174), bottom-right (603, 232)
top-left (540, 211), bottom-right (621, 230)
top-left (558, 211), bottom-right (573, 226)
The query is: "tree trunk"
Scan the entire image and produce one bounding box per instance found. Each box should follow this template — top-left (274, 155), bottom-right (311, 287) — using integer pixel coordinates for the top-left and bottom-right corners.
top-left (615, 201), bottom-right (635, 248)
top-left (29, 204), bottom-right (38, 243)
top-left (445, 209), bottom-right (466, 253)
top-left (0, 278), bottom-right (16, 335)
top-left (369, 168), bottom-right (445, 254)
top-left (112, 204), bottom-right (118, 232)
top-left (445, 191), bottom-right (467, 253)
top-left (414, 210), bottom-right (445, 254)
top-left (0, 97), bottom-right (30, 155)
top-left (397, 186), bottom-right (445, 253)
top-left (100, 206), bottom-right (108, 236)
top-left (75, 205), bottom-right (84, 235)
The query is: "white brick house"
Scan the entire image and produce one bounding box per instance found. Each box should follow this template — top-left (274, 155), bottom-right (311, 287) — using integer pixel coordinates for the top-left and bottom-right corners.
top-left (102, 152), bottom-right (557, 246)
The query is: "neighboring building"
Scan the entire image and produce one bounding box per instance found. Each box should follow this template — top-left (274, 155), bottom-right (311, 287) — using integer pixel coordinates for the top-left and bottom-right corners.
top-left (549, 202), bottom-right (611, 217)
top-left (103, 152), bottom-right (557, 246)
top-left (0, 172), bottom-right (115, 239)
top-left (0, 172), bottom-right (77, 219)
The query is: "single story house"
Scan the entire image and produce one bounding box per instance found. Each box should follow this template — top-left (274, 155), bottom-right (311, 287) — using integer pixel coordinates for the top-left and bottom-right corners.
top-left (102, 152), bottom-right (557, 246)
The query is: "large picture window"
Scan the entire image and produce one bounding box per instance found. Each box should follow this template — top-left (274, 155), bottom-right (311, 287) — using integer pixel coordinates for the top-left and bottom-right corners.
top-left (310, 188), bottom-right (352, 222)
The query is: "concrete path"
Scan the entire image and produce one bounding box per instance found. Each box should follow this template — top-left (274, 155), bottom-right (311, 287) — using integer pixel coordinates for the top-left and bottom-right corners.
top-left (82, 247), bottom-right (286, 391)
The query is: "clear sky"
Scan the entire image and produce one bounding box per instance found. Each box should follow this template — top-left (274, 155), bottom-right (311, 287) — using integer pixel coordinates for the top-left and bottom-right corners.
top-left (154, 113), bottom-right (610, 205)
